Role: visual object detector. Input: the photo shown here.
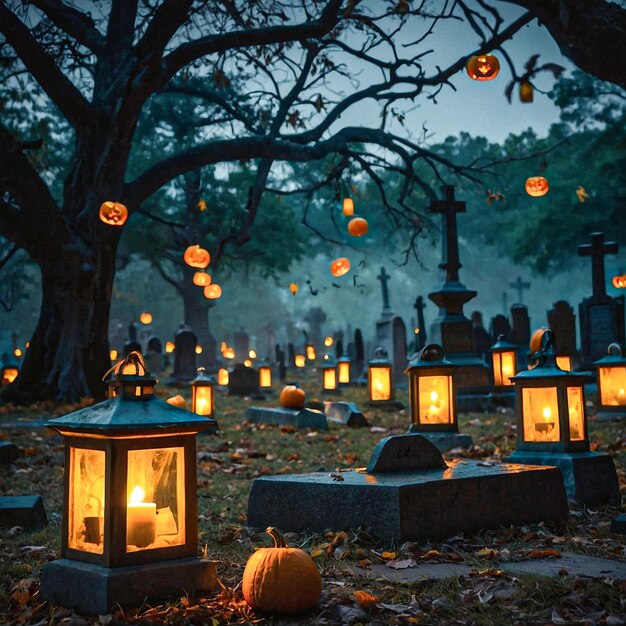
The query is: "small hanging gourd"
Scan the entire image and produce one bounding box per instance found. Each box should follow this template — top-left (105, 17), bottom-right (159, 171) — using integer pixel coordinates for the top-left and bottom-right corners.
top-left (99, 201), bottom-right (128, 226)
top-left (342, 197), bottom-right (354, 216)
top-left (347, 217), bottom-right (369, 237)
top-left (242, 526), bottom-right (322, 614)
top-left (279, 383), bottom-right (306, 409)
top-left (193, 271), bottom-right (211, 287)
top-left (330, 257), bottom-right (350, 277)
top-left (204, 284), bottom-right (222, 299)
top-left (289, 282), bottom-right (299, 296)
top-left (184, 244), bottom-right (211, 268)
top-left (466, 54), bottom-right (500, 81)
top-left (519, 81), bottom-right (533, 102)
top-left (525, 176), bottom-right (549, 197)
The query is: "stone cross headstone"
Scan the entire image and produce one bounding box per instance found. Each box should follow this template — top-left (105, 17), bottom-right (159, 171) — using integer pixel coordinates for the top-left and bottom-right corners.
top-left (377, 267), bottom-right (393, 319)
top-left (413, 296), bottom-right (427, 352)
top-left (305, 307), bottom-right (327, 348)
top-left (471, 311), bottom-right (492, 359)
top-left (577, 232), bottom-right (625, 366)
top-left (228, 363), bottom-right (259, 396)
top-left (427, 185), bottom-right (489, 395)
top-left (173, 325), bottom-right (197, 382)
top-left (547, 301), bottom-right (577, 357)
top-left (490, 314), bottom-right (512, 343)
top-left (233, 329), bottom-right (250, 364)
top-left (510, 276), bottom-right (531, 304)
top-left (145, 336), bottom-right (163, 374)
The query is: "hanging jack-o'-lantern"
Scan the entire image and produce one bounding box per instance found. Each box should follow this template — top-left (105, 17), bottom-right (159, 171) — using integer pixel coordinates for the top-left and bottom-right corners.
top-left (289, 282), bottom-right (298, 296)
top-left (525, 176), bottom-right (549, 197)
top-left (330, 257), bottom-right (350, 277)
top-left (519, 81), bottom-right (534, 102)
top-left (342, 197), bottom-right (354, 216)
top-left (139, 312), bottom-right (152, 325)
top-left (184, 245), bottom-right (210, 269)
top-left (193, 272), bottom-right (211, 287)
top-left (466, 54), bottom-right (500, 81)
top-left (99, 201), bottom-right (128, 226)
top-left (612, 274), bottom-right (626, 289)
top-left (347, 217), bottom-right (369, 237)
top-left (204, 284), bottom-right (222, 299)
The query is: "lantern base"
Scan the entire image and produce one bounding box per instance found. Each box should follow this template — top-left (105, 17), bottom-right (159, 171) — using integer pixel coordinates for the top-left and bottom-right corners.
top-left (41, 556), bottom-right (217, 615)
top-left (506, 450), bottom-right (620, 507)
top-left (406, 429), bottom-right (473, 452)
top-left (367, 400), bottom-right (405, 411)
top-left (245, 406), bottom-right (328, 429)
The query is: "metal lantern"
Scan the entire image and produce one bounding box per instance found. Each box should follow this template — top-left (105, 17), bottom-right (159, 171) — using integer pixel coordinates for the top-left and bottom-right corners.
top-left (337, 355), bottom-right (351, 385)
top-left (40, 352), bottom-right (216, 614)
top-left (594, 343), bottom-right (626, 419)
top-left (217, 367), bottom-right (229, 386)
top-left (490, 334), bottom-right (517, 389)
top-left (258, 360), bottom-right (273, 389)
top-left (322, 356), bottom-right (337, 393)
top-left (368, 347), bottom-right (393, 404)
top-left (190, 367), bottom-right (214, 418)
top-left (511, 331), bottom-right (590, 452)
top-left (405, 344), bottom-right (457, 433)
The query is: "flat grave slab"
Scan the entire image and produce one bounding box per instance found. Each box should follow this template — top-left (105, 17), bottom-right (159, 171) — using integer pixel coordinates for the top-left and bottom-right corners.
top-left (324, 401), bottom-right (369, 427)
top-left (0, 495), bottom-right (48, 529)
top-left (248, 434), bottom-right (568, 541)
top-left (246, 406), bottom-right (328, 430)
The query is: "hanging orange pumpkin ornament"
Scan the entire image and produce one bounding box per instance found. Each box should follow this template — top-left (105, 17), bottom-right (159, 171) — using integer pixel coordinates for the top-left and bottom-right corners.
top-left (242, 526), bottom-right (322, 614)
top-left (612, 275), bottom-right (626, 289)
top-left (342, 197), bottom-right (354, 216)
top-left (330, 257), bottom-right (350, 277)
top-left (525, 176), bottom-right (549, 197)
top-left (289, 282), bottom-right (299, 296)
top-left (139, 312), bottom-right (152, 325)
top-left (519, 81), bottom-right (534, 102)
top-left (99, 201), bottom-right (128, 226)
top-left (347, 217), bottom-right (369, 237)
top-left (184, 244), bottom-right (210, 268)
top-left (193, 271), bottom-right (211, 287)
top-left (466, 54), bottom-right (500, 81)
top-left (204, 284), bottom-right (222, 299)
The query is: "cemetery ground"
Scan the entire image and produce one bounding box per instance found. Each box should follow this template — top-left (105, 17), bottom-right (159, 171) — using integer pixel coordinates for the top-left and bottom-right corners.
top-left (0, 373), bottom-right (624, 626)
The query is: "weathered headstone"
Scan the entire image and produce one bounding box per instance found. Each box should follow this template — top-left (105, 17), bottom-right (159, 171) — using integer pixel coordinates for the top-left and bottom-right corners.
top-left (335, 338), bottom-right (344, 359)
top-left (233, 329), bottom-right (250, 364)
top-left (511, 304), bottom-right (531, 369)
top-left (578, 232), bottom-right (625, 367)
top-left (509, 276), bottom-right (531, 304)
top-left (547, 301), bottom-right (577, 357)
top-left (245, 405), bottom-right (327, 429)
top-left (490, 314), bottom-right (512, 343)
top-left (0, 495), bottom-right (48, 529)
top-left (471, 311), bottom-right (492, 359)
top-left (391, 315), bottom-right (408, 386)
top-left (276, 346), bottom-right (287, 381)
top-left (228, 363), bottom-right (259, 396)
top-left (353, 328), bottom-right (365, 383)
top-left (287, 343), bottom-right (295, 367)
top-left (427, 185), bottom-right (489, 401)
top-left (172, 325), bottom-right (197, 383)
top-left (144, 336), bottom-right (163, 374)
top-left (247, 434), bottom-right (568, 541)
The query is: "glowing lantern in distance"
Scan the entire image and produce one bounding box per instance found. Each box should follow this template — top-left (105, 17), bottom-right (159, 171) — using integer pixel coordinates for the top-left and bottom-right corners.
top-left (139, 312), bottom-right (152, 325)
top-left (342, 197), bottom-right (354, 216)
top-left (289, 283), bottom-right (298, 295)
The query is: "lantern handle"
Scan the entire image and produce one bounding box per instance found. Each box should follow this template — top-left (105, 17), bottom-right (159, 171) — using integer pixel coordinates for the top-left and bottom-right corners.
top-left (101, 351), bottom-right (148, 383)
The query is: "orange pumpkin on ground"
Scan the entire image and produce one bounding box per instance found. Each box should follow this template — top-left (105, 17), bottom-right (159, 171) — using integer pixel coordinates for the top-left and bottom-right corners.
top-left (242, 527), bottom-right (322, 614)
top-left (99, 201), bottom-right (128, 226)
top-left (347, 217), bottom-right (369, 237)
top-left (279, 384), bottom-right (305, 409)
top-left (184, 244), bottom-right (211, 268)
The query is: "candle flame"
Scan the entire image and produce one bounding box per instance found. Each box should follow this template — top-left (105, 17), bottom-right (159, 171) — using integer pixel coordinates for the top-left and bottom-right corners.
top-left (430, 391), bottom-right (439, 402)
top-left (129, 485), bottom-right (145, 504)
top-left (542, 407), bottom-right (552, 420)
top-left (620, 388), bottom-right (625, 396)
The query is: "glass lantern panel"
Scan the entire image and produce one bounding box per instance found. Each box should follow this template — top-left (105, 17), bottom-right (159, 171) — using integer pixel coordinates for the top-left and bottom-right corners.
top-left (295, 355), bottom-right (306, 368)
top-left (522, 386), bottom-right (560, 443)
top-left (417, 375), bottom-right (452, 424)
top-left (323, 368), bottom-right (336, 389)
top-left (218, 368), bottom-right (229, 385)
top-left (369, 366), bottom-right (391, 401)
top-left (338, 361), bottom-right (350, 384)
top-left (567, 386), bottom-right (584, 441)
top-left (259, 368), bottom-right (272, 388)
top-left (556, 356), bottom-right (572, 371)
top-left (193, 386), bottom-right (212, 416)
top-left (68, 447), bottom-right (105, 554)
top-left (599, 366), bottom-right (626, 406)
top-left (126, 447), bottom-right (185, 552)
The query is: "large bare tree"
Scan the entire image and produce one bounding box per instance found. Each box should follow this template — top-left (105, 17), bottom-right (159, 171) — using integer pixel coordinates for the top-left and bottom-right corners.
top-left (0, 0), bottom-right (614, 402)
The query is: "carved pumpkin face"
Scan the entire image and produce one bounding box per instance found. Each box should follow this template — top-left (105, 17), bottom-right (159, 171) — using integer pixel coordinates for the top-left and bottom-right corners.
top-left (330, 257), bottom-right (350, 277)
top-left (466, 54), bottom-right (500, 81)
top-left (184, 244), bottom-right (210, 268)
top-left (347, 217), bottom-right (369, 237)
top-left (525, 176), bottom-right (549, 197)
top-left (99, 201), bottom-right (128, 226)
top-left (193, 271), bottom-right (211, 287)
top-left (204, 284), bottom-right (222, 299)
top-left (613, 275), bottom-right (626, 289)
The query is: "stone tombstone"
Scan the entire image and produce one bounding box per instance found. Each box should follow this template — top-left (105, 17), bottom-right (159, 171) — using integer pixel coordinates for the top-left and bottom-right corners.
top-left (147, 336), bottom-right (162, 353)
top-left (233, 329), bottom-right (250, 364)
top-left (391, 315), bottom-right (408, 386)
top-left (347, 341), bottom-right (356, 360)
top-left (287, 343), bottom-right (295, 367)
top-left (145, 336), bottom-right (163, 374)
top-left (510, 304), bottom-right (531, 347)
top-left (335, 338), bottom-right (344, 359)
top-left (228, 363), bottom-right (259, 396)
top-left (173, 325), bottom-right (197, 382)
top-left (367, 434), bottom-right (447, 473)
top-left (333, 330), bottom-right (344, 349)
top-left (490, 314), bottom-right (512, 343)
top-left (122, 340), bottom-right (142, 357)
top-left (277, 346), bottom-right (287, 381)
top-left (471, 311), bottom-right (492, 359)
top-left (353, 328), bottom-right (365, 379)
top-left (548, 301), bottom-right (577, 357)
top-left (138, 324), bottom-right (153, 353)
top-left (305, 307), bottom-right (327, 348)
top-left (577, 233), bottom-right (625, 367)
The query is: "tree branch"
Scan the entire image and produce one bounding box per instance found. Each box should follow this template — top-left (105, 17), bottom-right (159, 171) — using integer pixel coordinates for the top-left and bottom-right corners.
top-left (135, 0), bottom-right (194, 61)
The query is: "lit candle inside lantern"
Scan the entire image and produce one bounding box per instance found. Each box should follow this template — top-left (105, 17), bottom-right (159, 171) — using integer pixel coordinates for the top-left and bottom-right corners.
top-left (127, 485), bottom-right (156, 548)
top-left (535, 406), bottom-right (555, 434)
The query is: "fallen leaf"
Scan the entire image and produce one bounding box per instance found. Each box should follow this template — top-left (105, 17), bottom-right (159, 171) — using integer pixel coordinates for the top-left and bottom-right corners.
top-left (353, 590), bottom-right (380, 611)
top-left (386, 558), bottom-right (417, 570)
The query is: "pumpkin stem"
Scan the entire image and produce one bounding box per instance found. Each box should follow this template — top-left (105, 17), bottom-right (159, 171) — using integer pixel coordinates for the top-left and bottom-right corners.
top-left (266, 526), bottom-right (287, 548)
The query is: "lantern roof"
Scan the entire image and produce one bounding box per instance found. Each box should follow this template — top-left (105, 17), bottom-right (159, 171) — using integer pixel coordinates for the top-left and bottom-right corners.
top-left (489, 334), bottom-right (517, 353)
top-left (369, 347), bottom-right (391, 367)
top-left (337, 355), bottom-right (351, 363)
top-left (405, 344), bottom-right (456, 373)
top-left (511, 330), bottom-right (591, 382)
top-left (190, 367), bottom-right (215, 386)
top-left (593, 343), bottom-right (626, 368)
top-left (47, 394), bottom-right (215, 435)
